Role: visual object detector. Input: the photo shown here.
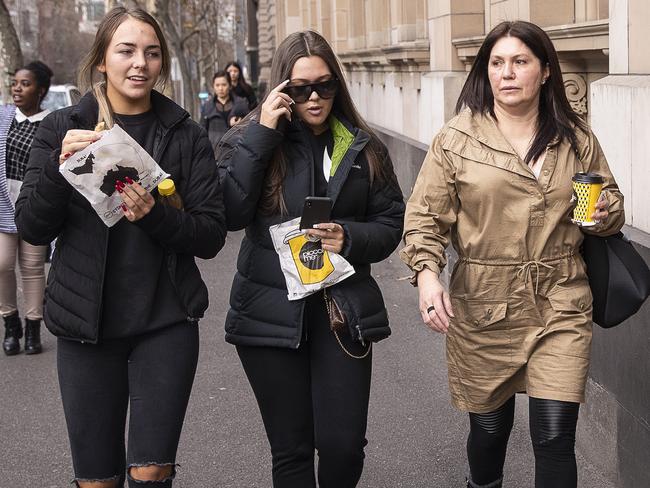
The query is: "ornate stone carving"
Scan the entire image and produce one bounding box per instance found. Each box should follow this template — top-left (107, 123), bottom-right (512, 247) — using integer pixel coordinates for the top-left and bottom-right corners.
top-left (564, 74), bottom-right (588, 115)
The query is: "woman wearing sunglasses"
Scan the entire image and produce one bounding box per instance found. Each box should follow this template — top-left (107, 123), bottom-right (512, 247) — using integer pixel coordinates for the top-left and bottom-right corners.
top-left (217, 30), bottom-right (404, 488)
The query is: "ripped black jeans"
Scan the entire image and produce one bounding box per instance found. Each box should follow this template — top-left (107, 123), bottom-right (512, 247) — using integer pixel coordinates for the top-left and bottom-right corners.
top-left (57, 322), bottom-right (199, 487)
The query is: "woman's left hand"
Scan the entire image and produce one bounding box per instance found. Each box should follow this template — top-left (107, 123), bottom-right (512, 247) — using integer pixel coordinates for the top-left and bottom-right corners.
top-left (591, 194), bottom-right (610, 223)
top-left (118, 179), bottom-right (155, 222)
top-left (305, 223), bottom-right (345, 254)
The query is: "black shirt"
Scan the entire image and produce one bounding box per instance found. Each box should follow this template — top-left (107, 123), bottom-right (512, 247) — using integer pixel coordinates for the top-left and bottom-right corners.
top-left (232, 83), bottom-right (257, 109)
top-left (307, 128), bottom-right (334, 197)
top-left (101, 110), bottom-right (187, 338)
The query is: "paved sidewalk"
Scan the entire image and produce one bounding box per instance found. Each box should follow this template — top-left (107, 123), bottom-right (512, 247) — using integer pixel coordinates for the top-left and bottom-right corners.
top-left (0, 231), bottom-right (615, 487)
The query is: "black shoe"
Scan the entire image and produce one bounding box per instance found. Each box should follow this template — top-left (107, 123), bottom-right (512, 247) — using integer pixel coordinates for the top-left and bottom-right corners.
top-left (24, 319), bottom-right (42, 355)
top-left (3, 313), bottom-right (23, 356)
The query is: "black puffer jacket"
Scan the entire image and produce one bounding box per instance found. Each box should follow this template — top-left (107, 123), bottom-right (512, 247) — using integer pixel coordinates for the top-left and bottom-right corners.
top-left (200, 94), bottom-right (249, 154)
top-left (217, 115), bottom-right (404, 348)
top-left (15, 91), bottom-right (227, 343)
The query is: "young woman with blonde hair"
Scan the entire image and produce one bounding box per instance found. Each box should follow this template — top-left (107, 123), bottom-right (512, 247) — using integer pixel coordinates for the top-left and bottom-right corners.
top-left (16, 7), bottom-right (226, 487)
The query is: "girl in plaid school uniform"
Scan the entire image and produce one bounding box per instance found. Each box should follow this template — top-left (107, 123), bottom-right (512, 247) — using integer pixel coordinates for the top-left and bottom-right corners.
top-left (1, 61), bottom-right (53, 356)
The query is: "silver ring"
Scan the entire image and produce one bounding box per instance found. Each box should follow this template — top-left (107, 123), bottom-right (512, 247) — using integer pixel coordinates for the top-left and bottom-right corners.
top-left (427, 305), bottom-right (435, 314)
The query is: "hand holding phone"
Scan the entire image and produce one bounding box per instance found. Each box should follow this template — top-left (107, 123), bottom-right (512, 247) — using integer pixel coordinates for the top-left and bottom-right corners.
top-left (300, 196), bottom-right (332, 230)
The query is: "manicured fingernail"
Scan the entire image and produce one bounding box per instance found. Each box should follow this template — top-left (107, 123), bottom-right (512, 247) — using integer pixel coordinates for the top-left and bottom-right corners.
top-left (116, 187), bottom-right (123, 194)
top-left (63, 152), bottom-right (72, 159)
top-left (121, 204), bottom-right (127, 211)
top-left (125, 176), bottom-right (133, 184)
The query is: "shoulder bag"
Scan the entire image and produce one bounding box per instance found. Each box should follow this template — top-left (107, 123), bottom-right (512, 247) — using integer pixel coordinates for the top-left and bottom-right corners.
top-left (582, 232), bottom-right (650, 328)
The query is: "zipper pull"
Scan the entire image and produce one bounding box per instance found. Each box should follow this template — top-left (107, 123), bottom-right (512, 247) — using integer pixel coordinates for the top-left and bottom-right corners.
top-left (356, 324), bottom-right (366, 346)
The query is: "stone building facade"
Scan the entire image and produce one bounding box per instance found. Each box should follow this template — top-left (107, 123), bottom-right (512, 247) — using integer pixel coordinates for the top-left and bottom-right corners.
top-left (260, 2), bottom-right (650, 486)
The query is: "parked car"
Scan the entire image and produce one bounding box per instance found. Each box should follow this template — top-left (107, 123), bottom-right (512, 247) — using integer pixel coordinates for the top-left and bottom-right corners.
top-left (41, 84), bottom-right (82, 111)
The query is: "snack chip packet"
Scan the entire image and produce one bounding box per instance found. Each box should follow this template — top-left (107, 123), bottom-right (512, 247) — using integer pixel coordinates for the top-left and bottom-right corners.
top-left (60, 124), bottom-right (168, 227)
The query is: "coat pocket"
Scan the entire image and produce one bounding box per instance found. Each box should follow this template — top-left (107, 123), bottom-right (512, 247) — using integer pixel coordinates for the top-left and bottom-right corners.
top-left (546, 284), bottom-right (592, 314)
top-left (454, 297), bottom-right (508, 328)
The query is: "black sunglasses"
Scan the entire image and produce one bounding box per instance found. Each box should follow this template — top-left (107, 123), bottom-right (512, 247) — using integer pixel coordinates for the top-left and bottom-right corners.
top-left (283, 78), bottom-right (339, 103)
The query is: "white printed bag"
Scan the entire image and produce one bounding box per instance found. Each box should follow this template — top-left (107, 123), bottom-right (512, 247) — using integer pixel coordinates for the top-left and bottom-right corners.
top-left (60, 124), bottom-right (169, 227)
top-left (269, 217), bottom-right (355, 301)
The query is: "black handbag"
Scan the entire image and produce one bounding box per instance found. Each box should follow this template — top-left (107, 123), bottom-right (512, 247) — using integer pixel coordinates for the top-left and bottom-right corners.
top-left (582, 232), bottom-right (650, 328)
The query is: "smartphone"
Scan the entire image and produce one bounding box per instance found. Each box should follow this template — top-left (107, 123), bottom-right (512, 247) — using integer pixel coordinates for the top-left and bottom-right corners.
top-left (299, 196), bottom-right (332, 230)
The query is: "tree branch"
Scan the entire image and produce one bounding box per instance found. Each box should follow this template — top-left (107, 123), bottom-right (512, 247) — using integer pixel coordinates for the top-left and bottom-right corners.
top-left (181, 28), bottom-right (201, 47)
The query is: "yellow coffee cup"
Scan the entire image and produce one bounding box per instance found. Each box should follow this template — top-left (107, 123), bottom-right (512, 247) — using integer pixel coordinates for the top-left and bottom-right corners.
top-left (571, 172), bottom-right (604, 227)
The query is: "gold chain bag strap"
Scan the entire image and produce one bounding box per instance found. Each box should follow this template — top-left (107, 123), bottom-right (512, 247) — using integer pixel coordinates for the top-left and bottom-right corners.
top-left (323, 289), bottom-right (371, 359)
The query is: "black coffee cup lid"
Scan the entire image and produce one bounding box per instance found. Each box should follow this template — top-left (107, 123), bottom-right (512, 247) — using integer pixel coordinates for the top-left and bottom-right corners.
top-left (572, 172), bottom-right (604, 184)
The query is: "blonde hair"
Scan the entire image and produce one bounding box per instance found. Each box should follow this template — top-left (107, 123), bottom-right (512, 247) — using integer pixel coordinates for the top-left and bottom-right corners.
top-left (77, 6), bottom-right (171, 128)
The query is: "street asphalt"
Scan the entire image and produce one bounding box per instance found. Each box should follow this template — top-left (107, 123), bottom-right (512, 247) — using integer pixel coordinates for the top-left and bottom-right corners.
top-left (1, 231), bottom-right (615, 487)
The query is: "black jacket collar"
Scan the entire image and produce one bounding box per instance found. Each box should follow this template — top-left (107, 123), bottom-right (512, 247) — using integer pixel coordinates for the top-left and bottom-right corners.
top-left (71, 90), bottom-right (189, 130)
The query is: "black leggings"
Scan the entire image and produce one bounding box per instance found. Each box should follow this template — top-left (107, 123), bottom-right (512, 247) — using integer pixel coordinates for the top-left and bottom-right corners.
top-left (57, 322), bottom-right (199, 487)
top-left (236, 294), bottom-right (372, 488)
top-left (467, 396), bottom-right (580, 488)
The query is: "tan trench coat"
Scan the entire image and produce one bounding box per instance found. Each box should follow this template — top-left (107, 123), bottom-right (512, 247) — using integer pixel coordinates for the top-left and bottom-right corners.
top-left (400, 109), bottom-right (625, 413)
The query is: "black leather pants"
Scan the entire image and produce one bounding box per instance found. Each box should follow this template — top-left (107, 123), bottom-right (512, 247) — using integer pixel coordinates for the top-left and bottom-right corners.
top-left (466, 396), bottom-right (580, 488)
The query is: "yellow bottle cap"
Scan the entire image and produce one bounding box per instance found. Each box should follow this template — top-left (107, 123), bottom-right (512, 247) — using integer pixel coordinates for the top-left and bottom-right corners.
top-left (158, 179), bottom-right (176, 196)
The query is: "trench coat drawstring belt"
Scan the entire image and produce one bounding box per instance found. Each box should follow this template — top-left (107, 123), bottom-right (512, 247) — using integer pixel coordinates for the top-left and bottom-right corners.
top-left (516, 261), bottom-right (555, 295)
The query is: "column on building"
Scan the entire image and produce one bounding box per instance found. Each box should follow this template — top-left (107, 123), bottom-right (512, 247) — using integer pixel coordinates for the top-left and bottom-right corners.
top-left (276, 0), bottom-right (303, 41)
top-left (423, 0), bottom-right (484, 141)
top-left (257, 0), bottom-right (276, 96)
top-left (330, 0), bottom-right (349, 53)
top-left (384, 0), bottom-right (429, 139)
top-left (591, 0), bottom-right (650, 234)
top-left (337, 1), bottom-right (432, 141)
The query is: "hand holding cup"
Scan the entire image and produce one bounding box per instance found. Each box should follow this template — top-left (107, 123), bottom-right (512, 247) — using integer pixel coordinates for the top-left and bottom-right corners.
top-left (571, 172), bottom-right (605, 226)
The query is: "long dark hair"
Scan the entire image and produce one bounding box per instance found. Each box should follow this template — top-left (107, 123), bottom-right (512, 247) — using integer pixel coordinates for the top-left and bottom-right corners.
top-left (225, 61), bottom-right (253, 93)
top-left (455, 20), bottom-right (587, 164)
top-left (226, 30), bottom-right (390, 215)
top-left (77, 6), bottom-right (171, 128)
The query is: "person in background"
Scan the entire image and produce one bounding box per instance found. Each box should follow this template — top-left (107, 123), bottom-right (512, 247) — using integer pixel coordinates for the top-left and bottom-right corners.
top-left (200, 70), bottom-right (249, 154)
top-left (15, 7), bottom-right (226, 487)
top-left (1, 61), bottom-right (53, 356)
top-left (217, 30), bottom-right (404, 488)
top-left (400, 20), bottom-right (624, 488)
top-left (225, 61), bottom-right (258, 110)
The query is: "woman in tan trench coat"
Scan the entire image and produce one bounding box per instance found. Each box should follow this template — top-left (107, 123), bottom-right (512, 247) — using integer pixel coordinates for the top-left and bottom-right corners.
top-left (401, 21), bottom-right (624, 488)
